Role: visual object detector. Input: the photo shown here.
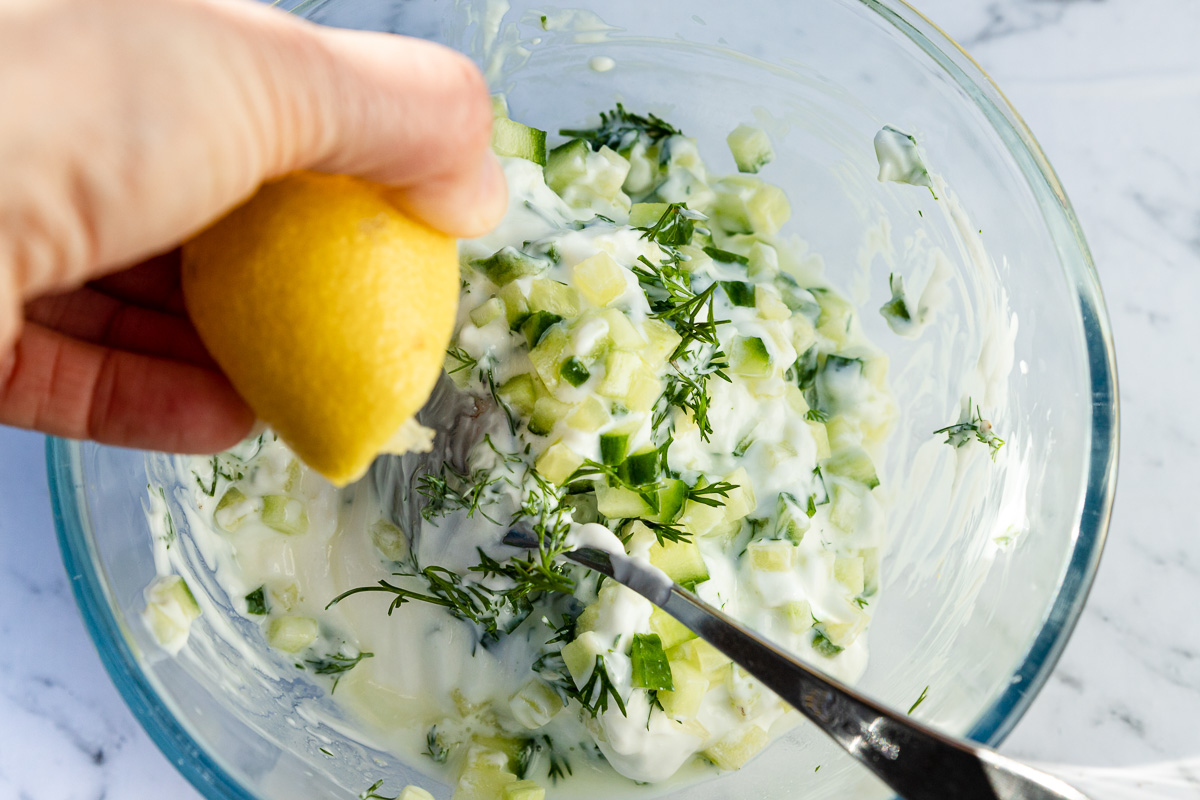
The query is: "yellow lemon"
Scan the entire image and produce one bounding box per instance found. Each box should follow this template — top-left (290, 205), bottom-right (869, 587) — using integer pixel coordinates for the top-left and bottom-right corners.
top-left (182, 171), bottom-right (458, 486)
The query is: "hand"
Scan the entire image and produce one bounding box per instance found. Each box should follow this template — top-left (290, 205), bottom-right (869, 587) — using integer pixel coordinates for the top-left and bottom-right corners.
top-left (0, 0), bottom-right (506, 453)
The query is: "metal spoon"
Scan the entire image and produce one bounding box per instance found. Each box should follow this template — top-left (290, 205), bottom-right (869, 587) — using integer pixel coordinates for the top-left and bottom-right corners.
top-left (502, 527), bottom-right (1091, 800)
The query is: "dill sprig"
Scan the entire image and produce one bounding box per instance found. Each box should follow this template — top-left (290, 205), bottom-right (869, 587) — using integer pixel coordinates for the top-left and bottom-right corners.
top-left (416, 462), bottom-right (503, 524)
top-left (424, 725), bottom-right (450, 764)
top-left (303, 650), bottom-right (374, 692)
top-left (933, 400), bottom-right (1005, 459)
top-left (445, 345), bottom-right (477, 375)
top-left (574, 655), bottom-right (627, 716)
top-left (326, 567), bottom-right (514, 637)
top-left (907, 685), bottom-right (930, 715)
top-left (685, 480), bottom-right (737, 508)
top-left (559, 103), bottom-right (681, 151)
top-left (637, 202), bottom-right (703, 247)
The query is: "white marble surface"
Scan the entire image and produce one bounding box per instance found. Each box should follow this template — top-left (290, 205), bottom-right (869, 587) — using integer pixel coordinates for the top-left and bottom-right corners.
top-left (4, 0), bottom-right (1200, 797)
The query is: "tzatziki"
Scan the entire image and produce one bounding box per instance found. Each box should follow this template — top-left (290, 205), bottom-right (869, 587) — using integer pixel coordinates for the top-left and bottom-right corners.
top-left (144, 106), bottom-right (896, 799)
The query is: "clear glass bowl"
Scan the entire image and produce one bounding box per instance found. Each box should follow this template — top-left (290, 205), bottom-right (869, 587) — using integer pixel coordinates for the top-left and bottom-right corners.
top-left (48, 1), bottom-right (1118, 798)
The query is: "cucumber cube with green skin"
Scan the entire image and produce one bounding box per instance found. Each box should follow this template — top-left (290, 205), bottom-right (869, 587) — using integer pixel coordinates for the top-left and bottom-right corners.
top-left (631, 633), bottom-right (674, 691)
top-left (544, 138), bottom-right (590, 194)
top-left (566, 395), bottom-right (609, 432)
top-left (595, 484), bottom-right (654, 519)
top-left (559, 357), bottom-right (590, 387)
top-left (599, 431), bottom-right (631, 465)
top-left (502, 780), bottom-right (546, 800)
top-left (508, 680), bottom-right (563, 730)
top-left (747, 539), bottom-right (794, 571)
top-left (266, 615), bottom-right (318, 653)
top-left (572, 252), bottom-right (628, 307)
top-left (727, 124), bottom-right (775, 174)
top-left (722, 467), bottom-right (757, 520)
top-left (473, 246), bottom-right (547, 286)
top-left (755, 286), bottom-right (792, 321)
top-left (650, 607), bottom-right (696, 650)
top-left (774, 492), bottom-right (810, 543)
top-left (824, 445), bottom-right (879, 489)
top-left (720, 281), bottom-right (757, 307)
top-left (520, 311), bottom-right (564, 348)
top-left (714, 176), bottom-right (791, 236)
top-left (813, 288), bottom-right (855, 345)
top-left (657, 660), bottom-right (707, 719)
top-left (529, 396), bottom-right (570, 436)
top-left (261, 495), bottom-right (308, 535)
top-left (527, 279), bottom-right (583, 318)
top-left (618, 448), bottom-right (660, 486)
top-left (497, 281), bottom-right (530, 327)
top-left (529, 326), bottom-right (569, 390)
top-left (655, 478), bottom-right (689, 524)
top-left (245, 586), bottom-right (269, 615)
top-left (598, 350), bottom-right (641, 397)
top-left (780, 600), bottom-right (814, 633)
top-left (498, 373), bottom-right (538, 417)
top-left (490, 117), bottom-right (547, 165)
top-left (648, 536), bottom-right (709, 587)
top-left (730, 336), bottom-right (772, 377)
top-left (454, 765), bottom-right (518, 800)
top-left (214, 486), bottom-right (257, 532)
top-left (534, 442), bottom-right (584, 486)
top-left (629, 202), bottom-right (671, 227)
top-left (144, 575), bottom-right (202, 646)
top-left (704, 726), bottom-right (769, 771)
top-left (370, 519), bottom-right (408, 562)
top-left (470, 297), bottom-right (506, 328)
top-left (678, 498), bottom-right (724, 537)
top-left (560, 630), bottom-right (607, 686)
top-left (747, 242), bottom-right (780, 278)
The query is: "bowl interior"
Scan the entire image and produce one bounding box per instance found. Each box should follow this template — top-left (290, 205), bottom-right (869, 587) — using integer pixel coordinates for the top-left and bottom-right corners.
top-left (51, 1), bottom-right (1116, 799)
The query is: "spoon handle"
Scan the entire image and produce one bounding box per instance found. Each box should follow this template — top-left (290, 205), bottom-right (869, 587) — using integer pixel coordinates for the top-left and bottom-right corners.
top-left (564, 544), bottom-right (1091, 800)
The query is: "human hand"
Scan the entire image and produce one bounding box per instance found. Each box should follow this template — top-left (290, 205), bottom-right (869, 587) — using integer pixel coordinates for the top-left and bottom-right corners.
top-left (0, 0), bottom-right (506, 453)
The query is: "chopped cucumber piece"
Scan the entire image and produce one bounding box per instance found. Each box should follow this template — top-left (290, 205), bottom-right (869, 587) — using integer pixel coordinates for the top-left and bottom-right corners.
top-left (774, 492), bottom-right (809, 543)
top-left (498, 281), bottom-right (530, 326)
top-left (502, 780), bottom-right (546, 800)
top-left (491, 117), bottom-right (547, 165)
top-left (813, 288), bottom-right (855, 346)
top-left (214, 486), bottom-right (257, 532)
top-left (823, 608), bottom-right (870, 648)
top-left (529, 326), bottom-right (569, 390)
top-left (625, 368), bottom-right (662, 413)
top-left (598, 350), bottom-right (640, 398)
top-left (654, 169), bottom-right (715, 214)
top-left (144, 575), bottom-right (201, 648)
top-left (520, 311), bottom-right (564, 348)
top-left (508, 680), bottom-right (563, 730)
top-left (720, 281), bottom-right (757, 307)
top-left (544, 139), bottom-right (590, 194)
top-left (835, 555), bottom-right (866, 594)
top-left (705, 246), bottom-right (750, 266)
top-left (830, 483), bottom-right (865, 531)
top-left (266, 615), bottom-right (318, 653)
top-left (714, 176), bottom-right (791, 236)
top-left (566, 395), bottom-right (609, 431)
top-left (527, 279), bottom-right (582, 318)
top-left (529, 396), bottom-right (570, 436)
top-left (595, 484), bottom-right (654, 519)
top-left (398, 786), bottom-right (435, 800)
top-left (807, 420), bottom-right (832, 460)
top-left (807, 467), bottom-right (831, 516)
top-left (473, 246), bottom-right (547, 286)
top-left (498, 373), bottom-right (538, 417)
top-left (370, 519), bottom-right (408, 562)
top-left (730, 336), bottom-right (772, 378)
top-left (824, 446), bottom-right (880, 489)
top-left (812, 627), bottom-right (844, 657)
top-left (727, 124), bottom-right (775, 174)
top-left (722, 468), bottom-right (756, 520)
top-left (678, 498), bottom-right (724, 537)
top-left (655, 479), bottom-right (689, 525)
top-left (668, 639), bottom-right (731, 676)
top-left (780, 599), bottom-right (814, 632)
top-left (245, 586), bottom-right (269, 615)
top-left (648, 537), bottom-right (709, 587)
top-left (657, 660), bottom-right (707, 719)
top-left (560, 630), bottom-right (606, 686)
top-left (599, 431), bottom-right (631, 466)
top-left (631, 633), bottom-right (674, 691)
top-left (618, 448), bottom-right (659, 486)
top-left (874, 125), bottom-right (931, 187)
top-left (535, 442), bottom-right (584, 486)
top-left (599, 307), bottom-right (644, 350)
top-left (704, 725), bottom-right (769, 771)
top-left (650, 607), bottom-right (696, 650)
top-left (454, 765), bottom-right (518, 800)
top-left (755, 285), bottom-right (791, 321)
top-left (261, 495), bottom-right (308, 535)
top-left (629, 202), bottom-right (670, 227)
top-left (470, 297), bottom-right (506, 328)
top-left (747, 539), bottom-right (794, 571)
top-left (641, 318), bottom-right (683, 363)
top-left (559, 356), bottom-right (591, 387)
top-left (572, 252), bottom-right (628, 307)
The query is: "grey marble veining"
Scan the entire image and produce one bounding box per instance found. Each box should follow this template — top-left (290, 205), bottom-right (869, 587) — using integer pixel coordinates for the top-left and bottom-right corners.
top-left (3, 0), bottom-right (1200, 797)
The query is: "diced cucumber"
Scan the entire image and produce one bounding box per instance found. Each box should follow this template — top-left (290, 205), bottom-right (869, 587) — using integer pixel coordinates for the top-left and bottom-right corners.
top-left (473, 246), bottom-right (547, 286)
top-left (747, 241), bottom-right (779, 278)
top-left (398, 786), bottom-right (435, 800)
top-left (618, 448), bottom-right (660, 486)
top-left (655, 478), bottom-right (689, 525)
top-left (727, 124), bottom-right (775, 174)
top-left (631, 633), bottom-right (674, 691)
top-left (502, 780), bottom-right (546, 800)
top-left (520, 311), bottom-right (564, 348)
top-left (509, 680), bottom-right (563, 730)
top-left (560, 630), bottom-right (606, 686)
top-left (245, 586), bottom-right (269, 615)
top-left (599, 307), bottom-right (644, 350)
top-left (721, 281), bottom-right (757, 307)
top-left (454, 765), bottom-right (518, 800)
top-left (490, 117), bottom-right (547, 165)
top-left (813, 288), bottom-right (855, 345)
top-left (704, 726), bottom-right (769, 771)
top-left (668, 639), bottom-right (731, 676)
top-left (653, 169), bottom-right (716, 214)
top-left (572, 252), bottom-right (628, 307)
top-left (822, 607), bottom-right (870, 648)
top-left (824, 446), bottom-right (880, 489)
top-left (648, 537), bottom-right (709, 587)
top-left (629, 202), bottom-right (670, 227)
top-left (780, 599), bottom-right (814, 633)
top-left (370, 519), bottom-right (408, 562)
top-left (143, 575), bottom-right (202, 647)
top-left (807, 420), bottom-right (832, 460)
top-left (747, 539), bottom-right (794, 571)
top-left (755, 285), bottom-right (791, 321)
top-left (623, 139), bottom-right (662, 195)
top-left (807, 467), bottom-right (830, 516)
top-left (529, 326), bottom-right (569, 390)
top-left (714, 176), bottom-right (790, 236)
top-left (641, 318), bottom-right (683, 363)
top-left (497, 281), bottom-right (530, 327)
top-left (730, 336), bottom-right (772, 378)
top-left (544, 139), bottom-right (590, 195)
top-left (774, 492), bottom-right (809, 543)
top-left (529, 396), bottom-right (570, 436)
top-left (470, 297), bottom-right (506, 328)
top-left (723, 468), bottom-right (757, 520)
top-left (598, 350), bottom-right (641, 398)
top-left (214, 486), bottom-right (257, 532)
top-left (874, 125), bottom-right (931, 187)
top-left (595, 484), bottom-right (654, 519)
top-left (678, 498), bottom-right (724, 537)
top-left (599, 431), bottom-right (631, 465)
top-left (559, 356), bottom-right (591, 387)
top-left (829, 483), bottom-right (865, 532)
top-left (566, 395), bottom-right (609, 431)
top-left (657, 660), bottom-right (708, 719)
top-left (590, 145), bottom-right (632, 198)
top-left (860, 546), bottom-right (881, 596)
top-left (528, 279), bottom-right (583, 318)
top-left (266, 615), bottom-right (318, 653)
top-left (650, 607), bottom-right (696, 650)
top-left (498, 373), bottom-right (538, 417)
top-left (261, 495), bottom-right (308, 535)
top-left (625, 369), bottom-right (662, 413)
top-left (664, 136), bottom-right (703, 170)
top-left (535, 442), bottom-right (584, 486)
top-left (834, 556), bottom-right (865, 594)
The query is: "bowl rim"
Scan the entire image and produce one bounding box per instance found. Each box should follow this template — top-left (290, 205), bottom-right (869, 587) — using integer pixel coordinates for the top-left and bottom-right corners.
top-left (48, 1), bottom-right (1119, 797)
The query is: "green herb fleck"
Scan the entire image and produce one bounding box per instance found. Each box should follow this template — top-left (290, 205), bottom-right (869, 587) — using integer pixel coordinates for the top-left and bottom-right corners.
top-left (933, 400), bottom-right (1005, 459)
top-left (908, 685), bottom-right (930, 715)
top-left (245, 586), bottom-right (269, 615)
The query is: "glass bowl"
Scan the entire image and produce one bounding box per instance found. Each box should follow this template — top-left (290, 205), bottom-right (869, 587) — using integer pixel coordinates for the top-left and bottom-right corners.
top-left (49, 0), bottom-right (1118, 798)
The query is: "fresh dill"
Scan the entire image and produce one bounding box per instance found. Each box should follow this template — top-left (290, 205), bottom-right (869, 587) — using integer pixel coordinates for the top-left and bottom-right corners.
top-left (543, 735), bottom-right (573, 782)
top-left (559, 103), bottom-right (681, 151)
top-left (445, 345), bottom-right (478, 375)
top-left (193, 454), bottom-right (243, 497)
top-left (416, 462), bottom-right (502, 524)
top-left (907, 685), bottom-right (930, 715)
top-left (244, 586), bottom-right (269, 615)
top-left (424, 725), bottom-right (449, 764)
top-left (638, 519), bottom-right (692, 546)
top-left (933, 400), bottom-right (1005, 458)
top-left (805, 408), bottom-right (829, 422)
top-left (303, 650), bottom-right (374, 692)
top-left (637, 202), bottom-right (703, 247)
top-left (574, 655), bottom-right (628, 717)
top-left (359, 780), bottom-right (397, 800)
top-left (685, 480), bottom-right (737, 508)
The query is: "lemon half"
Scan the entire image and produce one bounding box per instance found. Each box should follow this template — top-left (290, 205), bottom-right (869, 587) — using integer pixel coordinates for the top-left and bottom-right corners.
top-left (182, 171), bottom-right (459, 486)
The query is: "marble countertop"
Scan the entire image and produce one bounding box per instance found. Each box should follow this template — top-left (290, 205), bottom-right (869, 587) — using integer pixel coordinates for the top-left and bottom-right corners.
top-left (4, 0), bottom-right (1200, 797)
